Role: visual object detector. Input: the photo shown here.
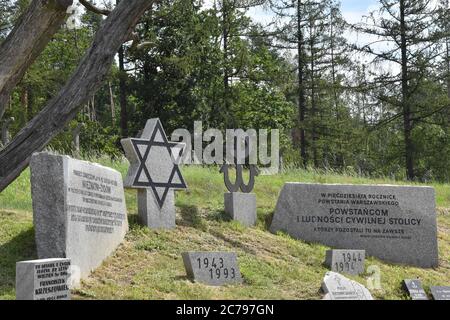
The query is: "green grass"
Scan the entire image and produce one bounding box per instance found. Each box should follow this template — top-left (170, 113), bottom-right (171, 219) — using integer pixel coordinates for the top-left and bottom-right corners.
top-left (0, 159), bottom-right (449, 300)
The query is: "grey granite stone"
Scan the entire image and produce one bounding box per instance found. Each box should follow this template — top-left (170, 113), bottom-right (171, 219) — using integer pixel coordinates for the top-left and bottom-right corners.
top-left (121, 118), bottom-right (187, 229)
top-left (182, 252), bottom-right (243, 286)
top-left (224, 192), bottom-right (257, 227)
top-left (30, 152), bottom-right (128, 283)
top-left (403, 279), bottom-right (428, 300)
top-left (138, 189), bottom-right (175, 229)
top-left (322, 271), bottom-right (374, 300)
top-left (270, 183), bottom-right (438, 268)
top-left (16, 258), bottom-right (71, 300)
top-left (430, 286), bottom-right (450, 300)
top-left (325, 250), bottom-right (365, 275)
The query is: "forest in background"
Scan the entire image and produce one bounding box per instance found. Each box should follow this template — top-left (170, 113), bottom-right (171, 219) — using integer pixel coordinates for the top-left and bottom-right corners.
top-left (0, 0), bottom-right (449, 182)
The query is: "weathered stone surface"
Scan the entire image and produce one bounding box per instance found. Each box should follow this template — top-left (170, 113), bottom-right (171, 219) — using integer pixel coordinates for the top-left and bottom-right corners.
top-left (182, 252), bottom-right (243, 286)
top-left (30, 152), bottom-right (128, 282)
top-left (138, 189), bottom-right (175, 229)
top-left (430, 286), bottom-right (450, 300)
top-left (270, 183), bottom-right (438, 268)
top-left (224, 192), bottom-right (257, 227)
top-left (322, 271), bottom-right (374, 300)
top-left (16, 258), bottom-right (71, 300)
top-left (403, 279), bottom-right (428, 300)
top-left (325, 250), bottom-right (365, 275)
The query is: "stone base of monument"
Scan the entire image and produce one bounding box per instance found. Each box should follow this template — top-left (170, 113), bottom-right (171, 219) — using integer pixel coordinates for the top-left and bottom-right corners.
top-left (224, 192), bottom-right (257, 227)
top-left (138, 189), bottom-right (176, 229)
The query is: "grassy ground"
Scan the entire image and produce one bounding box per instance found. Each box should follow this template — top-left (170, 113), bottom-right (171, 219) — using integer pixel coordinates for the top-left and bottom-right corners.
top-left (0, 159), bottom-right (449, 300)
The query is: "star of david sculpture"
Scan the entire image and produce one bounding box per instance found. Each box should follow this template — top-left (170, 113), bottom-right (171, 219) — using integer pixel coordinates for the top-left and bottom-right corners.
top-left (121, 118), bottom-right (187, 229)
top-left (220, 137), bottom-right (258, 227)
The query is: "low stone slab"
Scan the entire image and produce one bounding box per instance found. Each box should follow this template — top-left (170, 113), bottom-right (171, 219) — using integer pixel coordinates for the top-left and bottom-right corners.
top-left (322, 271), bottom-right (373, 300)
top-left (30, 152), bottom-right (128, 282)
top-left (270, 183), bottom-right (438, 268)
top-left (325, 250), bottom-right (365, 275)
top-left (182, 252), bottom-right (243, 286)
top-left (16, 258), bottom-right (71, 300)
top-left (430, 286), bottom-right (450, 300)
top-left (224, 192), bottom-right (257, 227)
top-left (403, 279), bottom-right (428, 300)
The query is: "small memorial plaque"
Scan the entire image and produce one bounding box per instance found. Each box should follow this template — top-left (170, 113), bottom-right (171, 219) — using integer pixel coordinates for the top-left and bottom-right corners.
top-left (322, 271), bottom-right (373, 300)
top-left (16, 258), bottom-right (71, 300)
top-left (403, 279), bottom-right (428, 300)
top-left (325, 249), bottom-right (365, 275)
top-left (430, 286), bottom-right (450, 300)
top-left (182, 252), bottom-right (243, 286)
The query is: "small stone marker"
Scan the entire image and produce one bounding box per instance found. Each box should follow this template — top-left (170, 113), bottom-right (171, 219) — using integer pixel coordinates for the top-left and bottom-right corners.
top-left (220, 137), bottom-right (258, 227)
top-left (224, 193), bottom-right (257, 227)
top-left (30, 153), bottom-right (128, 283)
top-left (322, 271), bottom-right (374, 300)
top-left (270, 183), bottom-right (438, 268)
top-left (16, 258), bottom-right (71, 300)
top-left (325, 249), bottom-right (365, 275)
top-left (403, 279), bottom-right (428, 300)
top-left (182, 252), bottom-right (243, 286)
top-left (121, 118), bottom-right (187, 229)
top-left (430, 286), bottom-right (450, 300)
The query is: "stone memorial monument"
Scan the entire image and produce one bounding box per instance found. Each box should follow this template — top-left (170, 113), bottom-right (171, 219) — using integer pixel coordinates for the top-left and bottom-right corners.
top-left (322, 271), bottom-right (374, 300)
top-left (324, 249), bottom-right (365, 275)
top-left (30, 153), bottom-right (128, 282)
top-left (403, 279), bottom-right (428, 300)
top-left (16, 258), bottom-right (71, 300)
top-left (182, 252), bottom-right (243, 286)
top-left (122, 118), bottom-right (187, 229)
top-left (270, 183), bottom-right (438, 268)
top-left (430, 286), bottom-right (450, 300)
top-left (220, 138), bottom-right (258, 227)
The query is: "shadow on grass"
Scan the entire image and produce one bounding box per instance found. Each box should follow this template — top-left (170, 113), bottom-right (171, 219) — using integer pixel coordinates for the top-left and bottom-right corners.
top-left (262, 211), bottom-right (275, 231)
top-left (128, 213), bottom-right (142, 229)
top-left (178, 204), bottom-right (210, 231)
top-left (209, 229), bottom-right (257, 256)
top-left (0, 227), bottom-right (36, 297)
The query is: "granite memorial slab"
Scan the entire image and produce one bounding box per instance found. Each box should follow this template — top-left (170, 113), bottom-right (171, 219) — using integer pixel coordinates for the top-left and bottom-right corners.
top-left (403, 279), bottom-right (428, 300)
top-left (122, 118), bottom-right (187, 229)
top-left (182, 252), bottom-right (243, 286)
top-left (30, 152), bottom-right (128, 282)
top-left (325, 249), bottom-right (365, 275)
top-left (430, 286), bottom-right (450, 300)
top-left (270, 183), bottom-right (438, 268)
top-left (322, 271), bottom-right (373, 300)
top-left (16, 258), bottom-right (71, 300)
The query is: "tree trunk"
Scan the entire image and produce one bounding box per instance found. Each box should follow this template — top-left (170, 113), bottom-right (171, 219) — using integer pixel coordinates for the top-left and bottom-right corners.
top-left (446, 22), bottom-right (450, 99)
top-left (330, 10), bottom-right (343, 168)
top-left (118, 45), bottom-right (128, 138)
top-left (1, 117), bottom-right (14, 146)
top-left (222, 1), bottom-right (231, 126)
top-left (310, 37), bottom-right (318, 168)
top-left (297, 0), bottom-right (307, 167)
top-left (400, 0), bottom-right (414, 180)
top-left (0, 0), bottom-right (73, 121)
top-left (0, 0), bottom-right (154, 192)
top-left (109, 81), bottom-right (116, 124)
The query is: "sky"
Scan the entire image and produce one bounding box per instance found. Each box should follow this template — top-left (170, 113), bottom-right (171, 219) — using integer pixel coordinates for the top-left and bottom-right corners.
top-left (246, 0), bottom-right (380, 25)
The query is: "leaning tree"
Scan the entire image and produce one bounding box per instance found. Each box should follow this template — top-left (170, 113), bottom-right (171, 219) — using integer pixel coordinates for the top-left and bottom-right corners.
top-left (0, 0), bottom-right (154, 192)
